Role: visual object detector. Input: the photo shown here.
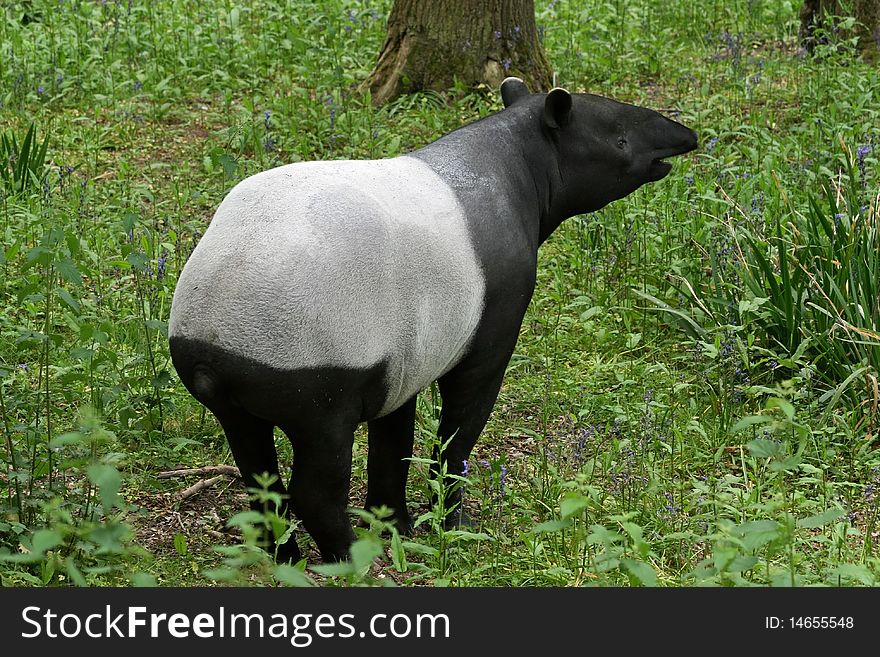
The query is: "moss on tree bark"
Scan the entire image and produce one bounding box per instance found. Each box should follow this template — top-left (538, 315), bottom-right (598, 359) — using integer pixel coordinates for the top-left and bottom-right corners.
top-left (363, 0), bottom-right (553, 105)
top-left (800, 0), bottom-right (880, 61)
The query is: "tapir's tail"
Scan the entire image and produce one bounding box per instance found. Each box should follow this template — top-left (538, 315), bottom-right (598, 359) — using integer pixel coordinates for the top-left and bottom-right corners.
top-left (191, 364), bottom-right (220, 405)
top-left (169, 336), bottom-right (225, 409)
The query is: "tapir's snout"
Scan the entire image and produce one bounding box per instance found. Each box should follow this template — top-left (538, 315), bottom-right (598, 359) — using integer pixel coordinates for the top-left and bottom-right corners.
top-left (644, 115), bottom-right (698, 182)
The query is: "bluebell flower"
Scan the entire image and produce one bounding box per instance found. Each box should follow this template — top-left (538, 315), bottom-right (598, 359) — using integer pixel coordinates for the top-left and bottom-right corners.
top-left (857, 144), bottom-right (872, 187)
top-left (751, 191), bottom-right (765, 215)
top-left (659, 492), bottom-right (681, 517)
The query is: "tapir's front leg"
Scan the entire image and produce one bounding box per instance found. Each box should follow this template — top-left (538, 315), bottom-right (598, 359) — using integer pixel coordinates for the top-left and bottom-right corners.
top-left (434, 358), bottom-right (511, 527)
top-left (365, 396), bottom-right (417, 533)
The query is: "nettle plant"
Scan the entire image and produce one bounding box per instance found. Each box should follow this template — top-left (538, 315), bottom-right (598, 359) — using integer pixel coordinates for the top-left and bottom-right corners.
top-left (0, 122), bottom-right (160, 584)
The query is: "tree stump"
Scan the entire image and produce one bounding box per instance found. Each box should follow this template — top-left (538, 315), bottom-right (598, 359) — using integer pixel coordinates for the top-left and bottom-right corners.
top-left (362, 0), bottom-right (553, 105)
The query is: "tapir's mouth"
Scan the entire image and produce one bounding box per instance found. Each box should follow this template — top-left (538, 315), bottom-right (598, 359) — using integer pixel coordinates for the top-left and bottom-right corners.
top-left (647, 158), bottom-right (673, 181)
top-left (645, 125), bottom-right (699, 182)
top-left (646, 132), bottom-right (698, 182)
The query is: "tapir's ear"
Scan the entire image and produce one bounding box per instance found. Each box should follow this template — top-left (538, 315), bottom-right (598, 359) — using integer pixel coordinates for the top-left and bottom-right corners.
top-left (501, 77), bottom-right (529, 108)
top-left (543, 87), bottom-right (572, 129)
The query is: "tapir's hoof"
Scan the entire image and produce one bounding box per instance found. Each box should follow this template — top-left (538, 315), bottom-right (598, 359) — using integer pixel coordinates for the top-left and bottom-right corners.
top-left (360, 507), bottom-right (413, 535)
top-left (273, 537), bottom-right (302, 564)
top-left (443, 508), bottom-right (477, 531)
top-left (393, 512), bottom-right (414, 536)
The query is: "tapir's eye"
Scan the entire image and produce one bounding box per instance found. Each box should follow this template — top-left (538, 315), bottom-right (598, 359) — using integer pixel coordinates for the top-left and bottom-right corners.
top-left (617, 137), bottom-right (628, 149)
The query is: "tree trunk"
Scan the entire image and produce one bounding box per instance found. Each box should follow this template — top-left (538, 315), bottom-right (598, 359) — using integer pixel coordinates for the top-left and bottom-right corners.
top-left (362, 0), bottom-right (553, 105)
top-left (800, 0), bottom-right (880, 61)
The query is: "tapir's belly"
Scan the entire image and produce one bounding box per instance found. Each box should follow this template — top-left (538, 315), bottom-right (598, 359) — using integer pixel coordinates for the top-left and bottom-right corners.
top-left (169, 156), bottom-right (486, 416)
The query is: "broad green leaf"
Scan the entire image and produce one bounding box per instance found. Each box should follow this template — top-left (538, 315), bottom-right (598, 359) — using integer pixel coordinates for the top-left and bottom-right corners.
top-left (390, 531), bottom-right (407, 572)
top-left (746, 438), bottom-right (784, 459)
top-left (87, 464), bottom-right (122, 511)
top-left (732, 415), bottom-right (772, 433)
top-left (797, 508), bottom-right (845, 529)
top-left (349, 535), bottom-right (382, 573)
top-left (620, 559), bottom-right (658, 586)
top-left (735, 520), bottom-right (782, 551)
top-left (560, 493), bottom-right (589, 520)
top-left (274, 563), bottom-right (317, 587)
top-left (32, 529), bottom-right (64, 555)
top-left (725, 555), bottom-right (759, 574)
top-left (56, 259), bottom-right (82, 287)
top-left (767, 397), bottom-right (795, 420)
top-left (55, 287), bottom-right (80, 313)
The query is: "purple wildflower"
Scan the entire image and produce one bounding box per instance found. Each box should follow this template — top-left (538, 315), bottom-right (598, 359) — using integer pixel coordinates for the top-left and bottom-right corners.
top-left (857, 144), bottom-right (872, 186)
top-left (659, 492), bottom-right (681, 517)
top-left (157, 253), bottom-right (167, 281)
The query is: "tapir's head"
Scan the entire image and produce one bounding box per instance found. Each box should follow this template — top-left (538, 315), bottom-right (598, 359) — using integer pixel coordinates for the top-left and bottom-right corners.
top-left (501, 77), bottom-right (698, 218)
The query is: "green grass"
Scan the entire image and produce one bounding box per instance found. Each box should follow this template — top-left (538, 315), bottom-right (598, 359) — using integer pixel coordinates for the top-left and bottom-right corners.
top-left (1, 0), bottom-right (879, 587)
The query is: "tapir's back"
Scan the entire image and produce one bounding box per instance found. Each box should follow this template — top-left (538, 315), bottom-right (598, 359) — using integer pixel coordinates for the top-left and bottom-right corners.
top-left (169, 156), bottom-right (485, 416)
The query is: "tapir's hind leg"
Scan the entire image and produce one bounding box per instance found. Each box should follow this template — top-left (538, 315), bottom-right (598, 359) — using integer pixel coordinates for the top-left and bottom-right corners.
top-left (365, 395), bottom-right (417, 533)
top-left (283, 418), bottom-right (358, 562)
top-left (214, 408), bottom-right (300, 563)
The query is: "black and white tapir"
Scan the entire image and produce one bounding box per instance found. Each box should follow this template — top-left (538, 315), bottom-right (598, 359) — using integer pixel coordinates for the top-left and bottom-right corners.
top-left (169, 77), bottom-right (697, 563)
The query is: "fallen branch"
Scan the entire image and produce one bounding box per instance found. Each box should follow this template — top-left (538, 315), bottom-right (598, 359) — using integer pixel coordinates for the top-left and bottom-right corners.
top-left (158, 465), bottom-right (240, 479)
top-left (179, 475), bottom-right (229, 501)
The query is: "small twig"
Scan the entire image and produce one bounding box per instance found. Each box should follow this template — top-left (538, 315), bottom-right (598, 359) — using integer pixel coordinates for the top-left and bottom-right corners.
top-left (179, 475), bottom-right (228, 501)
top-left (158, 465), bottom-right (240, 479)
